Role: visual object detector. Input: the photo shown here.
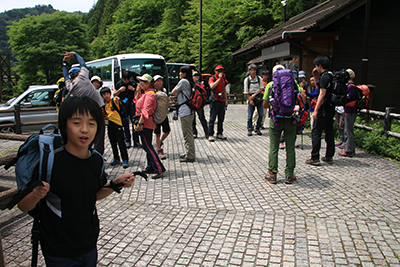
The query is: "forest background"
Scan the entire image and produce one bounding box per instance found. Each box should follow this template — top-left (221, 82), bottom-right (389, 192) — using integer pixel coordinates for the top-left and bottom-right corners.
top-left (1, 0), bottom-right (325, 99)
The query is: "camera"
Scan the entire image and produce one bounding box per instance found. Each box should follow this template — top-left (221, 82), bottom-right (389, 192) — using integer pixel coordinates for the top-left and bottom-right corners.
top-left (172, 110), bottom-right (178, 120)
top-left (217, 92), bottom-right (224, 99)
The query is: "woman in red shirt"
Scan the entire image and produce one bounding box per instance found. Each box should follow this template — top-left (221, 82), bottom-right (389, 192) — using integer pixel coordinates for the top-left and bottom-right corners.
top-left (135, 74), bottom-right (166, 179)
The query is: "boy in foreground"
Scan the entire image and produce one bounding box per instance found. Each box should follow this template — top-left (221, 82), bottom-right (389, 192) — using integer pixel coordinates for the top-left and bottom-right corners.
top-left (18, 96), bottom-right (135, 266)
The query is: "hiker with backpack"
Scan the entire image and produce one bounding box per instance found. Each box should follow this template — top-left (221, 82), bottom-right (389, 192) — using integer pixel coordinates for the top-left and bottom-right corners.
top-left (208, 64), bottom-right (229, 142)
top-left (341, 68), bottom-right (358, 157)
top-left (252, 69), bottom-right (270, 130)
top-left (244, 64), bottom-right (265, 136)
top-left (192, 71), bottom-right (209, 139)
top-left (263, 65), bottom-right (300, 184)
top-left (153, 75), bottom-right (171, 160)
top-left (114, 71), bottom-right (141, 149)
top-left (170, 66), bottom-right (196, 162)
top-left (100, 87), bottom-right (129, 168)
top-left (17, 96), bottom-right (135, 266)
top-left (306, 55), bottom-right (336, 166)
top-left (135, 74), bottom-right (167, 178)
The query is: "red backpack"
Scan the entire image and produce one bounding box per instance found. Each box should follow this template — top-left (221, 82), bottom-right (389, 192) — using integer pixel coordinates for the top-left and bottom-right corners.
top-left (186, 83), bottom-right (207, 110)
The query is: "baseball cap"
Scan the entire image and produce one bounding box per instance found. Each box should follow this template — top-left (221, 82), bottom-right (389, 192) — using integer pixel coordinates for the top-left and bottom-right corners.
top-left (193, 71), bottom-right (200, 76)
top-left (153, 75), bottom-right (164, 81)
top-left (214, 64), bottom-right (224, 71)
top-left (137, 73), bottom-right (153, 82)
top-left (68, 67), bottom-right (80, 76)
top-left (298, 70), bottom-right (306, 78)
top-left (91, 75), bottom-right (103, 85)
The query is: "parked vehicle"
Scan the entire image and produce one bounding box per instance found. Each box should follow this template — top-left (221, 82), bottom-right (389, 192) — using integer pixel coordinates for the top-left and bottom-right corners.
top-left (0, 85), bottom-right (58, 133)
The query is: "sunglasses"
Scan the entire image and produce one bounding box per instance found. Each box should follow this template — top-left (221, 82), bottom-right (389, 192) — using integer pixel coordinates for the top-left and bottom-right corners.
top-left (216, 69), bottom-right (224, 72)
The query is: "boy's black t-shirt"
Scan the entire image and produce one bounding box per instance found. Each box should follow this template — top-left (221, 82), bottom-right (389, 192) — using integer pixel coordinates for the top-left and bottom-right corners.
top-left (39, 147), bottom-right (106, 257)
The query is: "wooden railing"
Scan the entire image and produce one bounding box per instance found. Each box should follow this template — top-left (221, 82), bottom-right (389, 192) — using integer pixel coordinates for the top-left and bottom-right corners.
top-left (355, 107), bottom-right (400, 139)
top-left (0, 104), bottom-right (57, 134)
top-left (227, 93), bottom-right (245, 104)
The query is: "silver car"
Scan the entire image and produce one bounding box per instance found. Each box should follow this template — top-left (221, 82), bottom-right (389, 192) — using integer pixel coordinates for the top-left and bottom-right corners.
top-left (0, 85), bottom-right (58, 133)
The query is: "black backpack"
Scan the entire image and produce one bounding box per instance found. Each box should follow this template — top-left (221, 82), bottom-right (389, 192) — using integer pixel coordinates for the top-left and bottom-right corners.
top-left (328, 70), bottom-right (350, 106)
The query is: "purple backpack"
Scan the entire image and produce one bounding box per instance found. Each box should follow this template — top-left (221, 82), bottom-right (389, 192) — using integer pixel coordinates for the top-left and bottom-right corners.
top-left (269, 69), bottom-right (297, 137)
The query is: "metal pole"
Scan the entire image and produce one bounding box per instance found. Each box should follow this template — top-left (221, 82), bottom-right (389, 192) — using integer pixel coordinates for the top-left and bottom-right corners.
top-left (282, 0), bottom-right (287, 23)
top-left (199, 0), bottom-right (203, 73)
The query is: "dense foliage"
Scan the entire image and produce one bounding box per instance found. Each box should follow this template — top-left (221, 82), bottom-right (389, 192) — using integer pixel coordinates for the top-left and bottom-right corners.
top-left (8, 12), bottom-right (89, 91)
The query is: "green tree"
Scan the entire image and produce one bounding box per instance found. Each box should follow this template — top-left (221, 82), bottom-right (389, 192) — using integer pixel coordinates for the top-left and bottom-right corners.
top-left (8, 11), bottom-right (89, 91)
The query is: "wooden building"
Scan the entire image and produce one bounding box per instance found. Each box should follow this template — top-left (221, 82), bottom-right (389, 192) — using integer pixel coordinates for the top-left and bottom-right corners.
top-left (231, 0), bottom-right (400, 112)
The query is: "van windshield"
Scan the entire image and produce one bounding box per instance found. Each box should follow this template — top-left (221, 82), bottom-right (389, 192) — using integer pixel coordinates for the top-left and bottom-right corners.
top-left (121, 59), bottom-right (166, 81)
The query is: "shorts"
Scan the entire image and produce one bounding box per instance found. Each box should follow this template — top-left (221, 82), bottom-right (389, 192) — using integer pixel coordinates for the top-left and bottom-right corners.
top-left (154, 117), bottom-right (171, 135)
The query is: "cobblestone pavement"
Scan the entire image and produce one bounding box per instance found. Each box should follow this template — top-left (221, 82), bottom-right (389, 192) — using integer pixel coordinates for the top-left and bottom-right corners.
top-left (1, 104), bottom-right (400, 266)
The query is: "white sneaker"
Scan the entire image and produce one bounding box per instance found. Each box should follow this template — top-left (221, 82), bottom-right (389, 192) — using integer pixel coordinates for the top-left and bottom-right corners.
top-left (209, 136), bottom-right (215, 142)
top-left (217, 134), bottom-right (227, 140)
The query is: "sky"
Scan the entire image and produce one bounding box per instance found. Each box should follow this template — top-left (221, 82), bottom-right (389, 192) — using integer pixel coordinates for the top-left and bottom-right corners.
top-left (0, 0), bottom-right (97, 13)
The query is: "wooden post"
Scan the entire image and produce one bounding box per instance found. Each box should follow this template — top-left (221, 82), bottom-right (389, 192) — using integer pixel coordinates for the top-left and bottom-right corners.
top-left (14, 104), bottom-right (22, 134)
top-left (384, 107), bottom-right (394, 137)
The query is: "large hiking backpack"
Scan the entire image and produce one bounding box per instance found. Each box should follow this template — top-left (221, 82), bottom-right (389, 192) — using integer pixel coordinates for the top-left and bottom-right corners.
top-left (328, 70), bottom-right (350, 106)
top-left (146, 90), bottom-right (169, 124)
top-left (269, 69), bottom-right (297, 138)
top-left (271, 69), bottom-right (297, 116)
top-left (346, 84), bottom-right (370, 111)
top-left (186, 83), bottom-right (207, 111)
top-left (5, 124), bottom-right (64, 266)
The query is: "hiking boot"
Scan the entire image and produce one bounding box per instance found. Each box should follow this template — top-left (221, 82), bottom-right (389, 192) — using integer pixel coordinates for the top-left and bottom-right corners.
top-left (134, 143), bottom-right (142, 148)
top-left (265, 170), bottom-right (277, 184)
top-left (209, 136), bottom-right (215, 142)
top-left (285, 175), bottom-right (296, 184)
top-left (338, 143), bottom-right (345, 149)
top-left (255, 129), bottom-right (262, 136)
top-left (122, 160), bottom-right (129, 168)
top-left (248, 130), bottom-right (253, 136)
top-left (110, 159), bottom-right (121, 166)
top-left (340, 150), bottom-right (354, 157)
top-left (321, 157), bottom-right (333, 164)
top-left (295, 143), bottom-right (300, 148)
top-left (158, 149), bottom-right (166, 160)
top-left (217, 134), bottom-right (227, 140)
top-left (305, 158), bottom-right (321, 166)
top-left (279, 142), bottom-right (285, 149)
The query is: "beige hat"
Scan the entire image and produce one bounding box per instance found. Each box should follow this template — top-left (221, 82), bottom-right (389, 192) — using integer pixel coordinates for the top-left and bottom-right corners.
top-left (137, 73), bottom-right (153, 83)
top-left (90, 75), bottom-right (103, 86)
top-left (346, 68), bottom-right (355, 81)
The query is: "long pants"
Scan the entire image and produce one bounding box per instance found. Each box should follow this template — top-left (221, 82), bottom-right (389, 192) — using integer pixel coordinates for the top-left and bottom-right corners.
top-left (93, 122), bottom-right (105, 155)
top-left (193, 108), bottom-right (208, 137)
top-left (123, 103), bottom-right (140, 145)
top-left (181, 113), bottom-right (195, 160)
top-left (311, 107), bottom-right (335, 160)
top-left (344, 112), bottom-right (357, 153)
top-left (269, 118), bottom-right (296, 177)
top-left (107, 121), bottom-right (128, 161)
top-left (252, 107), bottom-right (268, 128)
top-left (247, 101), bottom-right (263, 130)
top-left (335, 111), bottom-right (345, 138)
top-left (140, 128), bottom-right (165, 174)
top-left (208, 101), bottom-right (226, 136)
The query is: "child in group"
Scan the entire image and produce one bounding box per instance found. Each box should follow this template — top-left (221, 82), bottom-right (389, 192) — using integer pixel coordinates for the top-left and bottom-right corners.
top-left (17, 96), bottom-right (135, 266)
top-left (100, 87), bottom-right (129, 168)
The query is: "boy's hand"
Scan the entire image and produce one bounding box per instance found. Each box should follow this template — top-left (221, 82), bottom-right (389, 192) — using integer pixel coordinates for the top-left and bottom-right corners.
top-left (115, 96), bottom-right (120, 101)
top-left (114, 173), bottom-right (135, 188)
top-left (32, 182), bottom-right (50, 200)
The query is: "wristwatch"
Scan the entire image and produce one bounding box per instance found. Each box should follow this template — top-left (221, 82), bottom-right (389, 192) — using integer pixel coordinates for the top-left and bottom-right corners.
top-left (138, 123), bottom-right (144, 126)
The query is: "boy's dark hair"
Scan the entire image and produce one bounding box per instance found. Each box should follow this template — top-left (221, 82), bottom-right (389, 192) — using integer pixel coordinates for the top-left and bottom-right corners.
top-left (262, 70), bottom-right (270, 76)
top-left (122, 71), bottom-right (130, 80)
top-left (100, 87), bottom-right (111, 96)
top-left (313, 55), bottom-right (330, 70)
top-left (58, 96), bottom-right (104, 147)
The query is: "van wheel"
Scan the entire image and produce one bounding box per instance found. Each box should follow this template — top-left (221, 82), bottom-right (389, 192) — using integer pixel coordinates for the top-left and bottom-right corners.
top-left (0, 126), bottom-right (16, 134)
